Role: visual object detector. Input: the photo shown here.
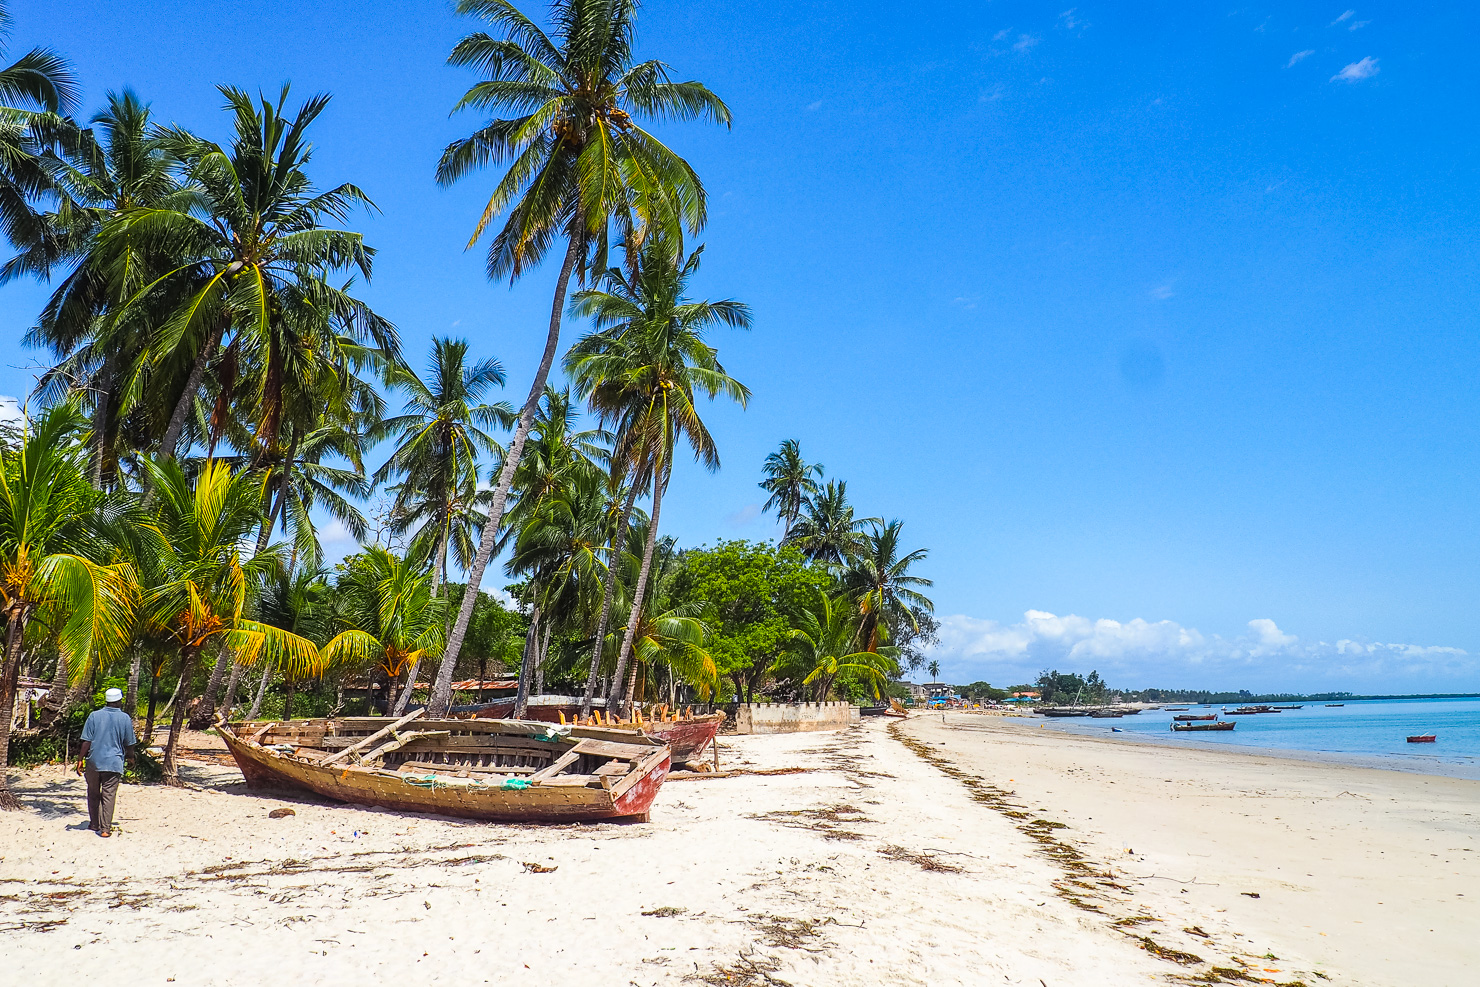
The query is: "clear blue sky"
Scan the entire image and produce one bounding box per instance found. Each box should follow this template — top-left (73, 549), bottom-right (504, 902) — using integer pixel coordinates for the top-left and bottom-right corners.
top-left (4, 2), bottom-right (1477, 692)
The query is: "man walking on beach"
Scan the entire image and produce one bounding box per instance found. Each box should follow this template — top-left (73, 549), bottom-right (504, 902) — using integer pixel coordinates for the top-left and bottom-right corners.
top-left (76, 689), bottom-right (136, 837)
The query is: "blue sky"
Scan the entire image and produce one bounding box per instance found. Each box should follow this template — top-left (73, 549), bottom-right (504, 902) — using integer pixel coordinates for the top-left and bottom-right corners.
top-left (4, 2), bottom-right (1477, 692)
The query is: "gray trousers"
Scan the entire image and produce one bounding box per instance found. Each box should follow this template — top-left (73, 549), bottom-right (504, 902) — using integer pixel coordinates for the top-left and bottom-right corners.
top-left (85, 764), bottom-right (121, 832)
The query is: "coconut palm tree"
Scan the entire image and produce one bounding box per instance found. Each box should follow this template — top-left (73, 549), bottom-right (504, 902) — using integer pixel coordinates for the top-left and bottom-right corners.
top-left (759, 439), bottom-right (822, 538)
top-left (136, 457), bottom-right (322, 785)
top-left (321, 547), bottom-right (447, 716)
top-left (784, 587), bottom-right (897, 702)
top-left (374, 337), bottom-right (512, 596)
top-left (836, 520), bottom-right (934, 654)
top-left (0, 404), bottom-right (134, 810)
top-left (427, 0), bottom-right (731, 717)
top-left (0, 1), bottom-right (78, 258)
top-left (98, 85), bottom-right (387, 464)
top-left (784, 479), bottom-right (872, 565)
top-left (927, 659), bottom-right (941, 682)
top-left (566, 239), bottom-right (749, 712)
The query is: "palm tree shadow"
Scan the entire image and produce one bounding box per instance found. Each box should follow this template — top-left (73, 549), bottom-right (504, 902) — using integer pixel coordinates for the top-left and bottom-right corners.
top-left (11, 774), bottom-right (88, 819)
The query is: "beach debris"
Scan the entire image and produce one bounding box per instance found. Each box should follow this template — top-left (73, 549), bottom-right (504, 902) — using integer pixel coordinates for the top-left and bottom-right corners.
top-left (1240, 892), bottom-right (1261, 899)
top-left (689, 951), bottom-right (792, 986)
top-left (267, 808), bottom-right (296, 819)
top-left (1184, 925), bottom-right (1212, 938)
top-left (522, 861), bottom-right (558, 873)
top-left (877, 844), bottom-right (964, 874)
top-left (641, 906), bottom-right (686, 917)
top-left (1134, 935), bottom-right (1203, 965)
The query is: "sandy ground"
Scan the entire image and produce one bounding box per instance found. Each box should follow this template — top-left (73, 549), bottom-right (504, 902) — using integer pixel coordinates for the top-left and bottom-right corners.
top-left (4, 719), bottom-right (1169, 987)
top-left (904, 713), bottom-right (1480, 987)
top-left (4, 715), bottom-right (1472, 986)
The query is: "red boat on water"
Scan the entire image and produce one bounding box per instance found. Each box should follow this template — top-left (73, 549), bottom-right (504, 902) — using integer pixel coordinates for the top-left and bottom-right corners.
top-left (1174, 714), bottom-right (1217, 722)
top-left (1407, 734), bottom-right (1437, 743)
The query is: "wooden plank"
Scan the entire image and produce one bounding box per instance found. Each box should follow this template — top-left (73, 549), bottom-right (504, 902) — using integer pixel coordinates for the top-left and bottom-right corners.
top-left (397, 761), bottom-right (537, 776)
top-left (573, 738), bottom-right (661, 760)
top-left (248, 722), bottom-right (277, 743)
top-left (319, 708), bottom-right (425, 765)
top-left (538, 775), bottom-right (600, 788)
top-left (362, 730), bottom-right (450, 762)
top-left (528, 748), bottom-right (581, 782)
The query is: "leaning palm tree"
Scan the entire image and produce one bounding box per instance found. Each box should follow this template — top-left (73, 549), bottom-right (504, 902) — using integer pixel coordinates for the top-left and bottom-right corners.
top-left (0, 404), bottom-right (134, 811)
top-left (566, 239), bottom-right (749, 712)
top-left (759, 439), bottom-right (822, 538)
top-left (836, 520), bottom-right (934, 654)
top-left (426, 0), bottom-right (731, 717)
top-left (784, 479), bottom-right (872, 565)
top-left (136, 457), bottom-right (322, 785)
top-left (374, 337), bottom-right (512, 597)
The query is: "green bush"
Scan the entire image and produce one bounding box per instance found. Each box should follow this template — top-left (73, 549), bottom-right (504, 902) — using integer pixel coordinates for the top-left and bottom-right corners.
top-left (7, 732), bottom-right (66, 767)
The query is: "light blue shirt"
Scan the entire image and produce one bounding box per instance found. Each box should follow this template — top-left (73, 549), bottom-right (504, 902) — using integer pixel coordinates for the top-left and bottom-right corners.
top-left (81, 706), bottom-right (136, 774)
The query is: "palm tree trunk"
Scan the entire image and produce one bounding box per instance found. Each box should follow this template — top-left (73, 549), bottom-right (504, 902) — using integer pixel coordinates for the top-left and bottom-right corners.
top-left (385, 666), bottom-right (401, 718)
top-left (246, 660), bottom-right (272, 719)
top-left (512, 605), bottom-right (542, 719)
top-left (282, 676), bottom-right (296, 722)
top-left (190, 639), bottom-right (233, 728)
top-left (91, 353), bottom-right (114, 488)
top-left (142, 665), bottom-right (162, 746)
top-left (426, 235), bottom-right (584, 718)
top-left (535, 620), bottom-right (552, 697)
top-left (391, 656), bottom-right (423, 716)
top-left (161, 645), bottom-right (203, 787)
top-left (0, 615), bottom-right (29, 810)
top-left (580, 480), bottom-right (638, 716)
top-left (124, 643), bottom-right (144, 728)
top-left (220, 660), bottom-right (246, 720)
top-left (609, 476), bottom-right (665, 714)
top-left (255, 430), bottom-right (299, 555)
top-left (157, 320), bottom-right (224, 466)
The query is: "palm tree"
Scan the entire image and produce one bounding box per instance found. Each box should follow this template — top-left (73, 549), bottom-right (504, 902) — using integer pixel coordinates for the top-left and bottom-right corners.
top-left (0, 405), bottom-right (134, 810)
top-left (373, 337), bottom-right (512, 595)
top-left (10, 90), bottom-right (184, 487)
top-left (784, 479), bottom-right (872, 565)
top-left (427, 0), bottom-right (731, 717)
top-left (238, 565), bottom-right (332, 719)
top-left (836, 520), bottom-right (934, 654)
top-left (759, 439), bottom-right (822, 538)
top-left (98, 85), bottom-right (388, 464)
top-left (321, 547), bottom-right (447, 716)
top-left (927, 659), bottom-right (941, 682)
top-left (566, 240), bottom-right (749, 712)
top-left (0, 1), bottom-right (78, 258)
top-left (784, 587), bottom-right (897, 702)
top-left (611, 535), bottom-right (716, 707)
top-left (138, 457), bottom-right (322, 785)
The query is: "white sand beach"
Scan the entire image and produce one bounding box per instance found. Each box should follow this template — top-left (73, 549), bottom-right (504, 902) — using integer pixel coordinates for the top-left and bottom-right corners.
top-left (3, 716), bottom-right (1474, 985)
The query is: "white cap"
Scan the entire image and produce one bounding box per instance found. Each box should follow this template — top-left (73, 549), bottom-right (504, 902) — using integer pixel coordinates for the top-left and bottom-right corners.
top-left (104, 688), bottom-right (123, 703)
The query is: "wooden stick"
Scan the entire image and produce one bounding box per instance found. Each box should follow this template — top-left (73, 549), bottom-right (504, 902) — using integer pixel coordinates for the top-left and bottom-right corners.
top-left (319, 707), bottom-right (425, 765)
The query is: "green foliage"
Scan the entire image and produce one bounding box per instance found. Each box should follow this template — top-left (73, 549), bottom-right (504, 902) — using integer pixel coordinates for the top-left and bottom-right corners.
top-left (961, 681), bottom-right (1008, 701)
top-left (1036, 669), bottom-right (1106, 705)
top-left (668, 540), bottom-right (830, 701)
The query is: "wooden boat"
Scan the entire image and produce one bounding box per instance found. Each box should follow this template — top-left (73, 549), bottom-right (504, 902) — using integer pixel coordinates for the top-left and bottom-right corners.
top-left (1090, 710), bottom-right (1124, 718)
top-left (1170, 720), bottom-right (1235, 732)
top-left (217, 712), bottom-right (670, 823)
top-left (1325, 703), bottom-right (1345, 707)
top-left (1173, 714), bottom-right (1217, 722)
top-left (1165, 707), bottom-right (1190, 711)
top-left (463, 701), bottom-right (724, 764)
top-left (1039, 708), bottom-right (1092, 717)
top-left (1407, 734), bottom-right (1436, 743)
top-left (642, 711), bottom-right (724, 762)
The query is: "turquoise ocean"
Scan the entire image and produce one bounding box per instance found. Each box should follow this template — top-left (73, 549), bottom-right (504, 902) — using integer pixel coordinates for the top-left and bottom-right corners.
top-left (1024, 697), bottom-right (1480, 779)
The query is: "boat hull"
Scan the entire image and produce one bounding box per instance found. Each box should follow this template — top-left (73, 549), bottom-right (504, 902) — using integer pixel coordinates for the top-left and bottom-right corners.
top-left (1171, 721), bottom-right (1236, 732)
top-left (219, 718), bottom-right (669, 823)
top-left (644, 713), bottom-right (723, 761)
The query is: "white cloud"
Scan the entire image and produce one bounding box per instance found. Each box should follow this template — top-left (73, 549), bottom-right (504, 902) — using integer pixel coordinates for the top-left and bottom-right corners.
top-left (1013, 34), bottom-right (1040, 52)
top-left (0, 396), bottom-right (23, 430)
top-left (805, 100), bottom-right (823, 112)
top-left (1286, 49), bottom-right (1315, 68)
top-left (993, 28), bottom-right (1011, 42)
top-left (725, 503), bottom-right (761, 527)
top-left (1331, 56), bottom-right (1379, 82)
top-left (1349, 19), bottom-right (1370, 31)
top-left (1149, 284), bottom-right (1174, 300)
top-left (1057, 9), bottom-right (1085, 31)
top-left (928, 610), bottom-right (1473, 692)
top-left (1331, 10), bottom-right (1355, 25)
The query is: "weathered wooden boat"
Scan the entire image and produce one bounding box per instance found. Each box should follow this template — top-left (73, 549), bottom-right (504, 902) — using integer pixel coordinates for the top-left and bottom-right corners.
top-left (641, 711), bottom-right (724, 761)
top-left (1039, 707), bottom-right (1092, 717)
top-left (217, 712), bottom-right (670, 823)
top-left (1174, 714), bottom-right (1218, 722)
top-left (1165, 707), bottom-right (1190, 711)
top-left (1406, 734), bottom-right (1436, 743)
top-left (1325, 703), bottom-right (1345, 707)
top-left (1171, 720), bottom-right (1236, 732)
top-left (1090, 710), bottom-right (1124, 718)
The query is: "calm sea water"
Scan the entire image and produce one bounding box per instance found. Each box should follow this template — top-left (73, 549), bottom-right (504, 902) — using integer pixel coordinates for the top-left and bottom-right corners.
top-left (1024, 697), bottom-right (1480, 779)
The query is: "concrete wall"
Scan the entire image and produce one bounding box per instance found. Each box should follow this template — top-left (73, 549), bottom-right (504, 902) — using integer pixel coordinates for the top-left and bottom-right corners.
top-left (733, 702), bottom-right (860, 735)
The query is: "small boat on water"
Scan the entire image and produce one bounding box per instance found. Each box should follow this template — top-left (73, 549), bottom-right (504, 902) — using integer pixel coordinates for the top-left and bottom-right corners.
top-left (1091, 710), bottom-right (1124, 718)
top-left (1165, 707), bottom-right (1190, 711)
top-left (1171, 720), bottom-right (1236, 732)
top-left (218, 712), bottom-right (670, 823)
top-left (1039, 708), bottom-right (1092, 717)
top-left (1174, 714), bottom-right (1218, 722)
top-left (1325, 703), bottom-right (1345, 707)
top-left (1407, 734), bottom-right (1437, 744)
